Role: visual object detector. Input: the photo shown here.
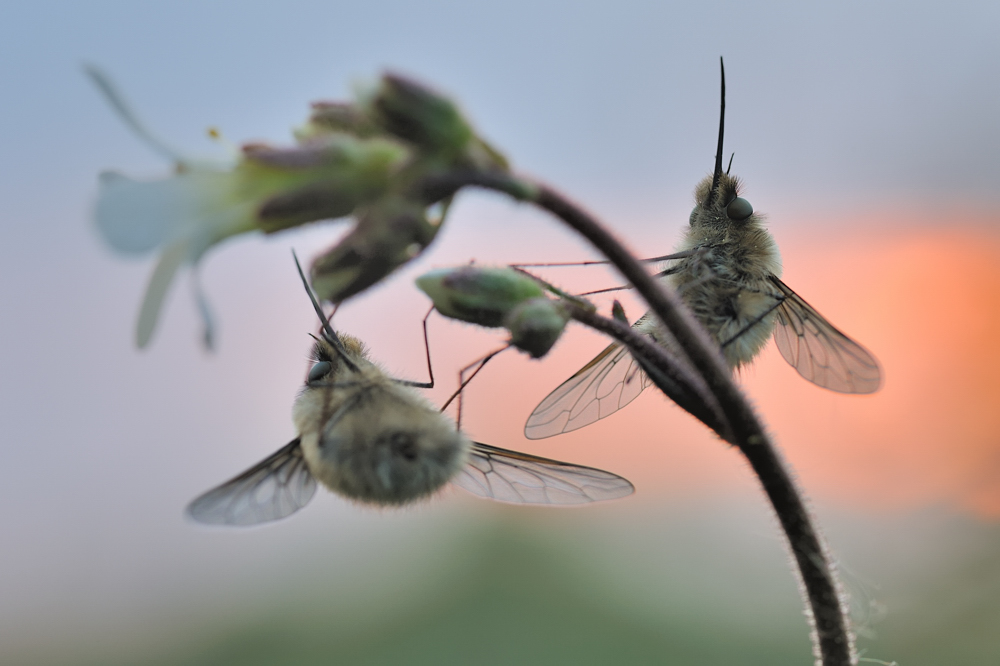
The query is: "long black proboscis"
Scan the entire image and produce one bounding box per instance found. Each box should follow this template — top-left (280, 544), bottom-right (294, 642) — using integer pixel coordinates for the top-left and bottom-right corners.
top-left (292, 250), bottom-right (360, 374)
top-left (707, 57), bottom-right (726, 206)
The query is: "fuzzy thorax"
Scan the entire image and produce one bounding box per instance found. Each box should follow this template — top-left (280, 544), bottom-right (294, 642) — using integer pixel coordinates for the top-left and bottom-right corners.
top-left (661, 173), bottom-right (783, 370)
top-left (292, 336), bottom-right (470, 506)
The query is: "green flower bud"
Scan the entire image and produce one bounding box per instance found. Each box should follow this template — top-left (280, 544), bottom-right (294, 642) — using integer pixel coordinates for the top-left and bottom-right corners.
top-left (295, 102), bottom-right (382, 141)
top-left (367, 73), bottom-right (474, 158)
top-left (504, 297), bottom-right (569, 358)
top-left (415, 266), bottom-right (545, 328)
top-left (310, 198), bottom-right (439, 303)
top-left (244, 134), bottom-right (410, 232)
top-left (88, 65), bottom-right (508, 349)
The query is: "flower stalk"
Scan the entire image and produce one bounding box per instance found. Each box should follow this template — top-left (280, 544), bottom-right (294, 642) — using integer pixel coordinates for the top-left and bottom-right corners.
top-left (412, 168), bottom-right (854, 666)
top-left (91, 67), bottom-right (854, 665)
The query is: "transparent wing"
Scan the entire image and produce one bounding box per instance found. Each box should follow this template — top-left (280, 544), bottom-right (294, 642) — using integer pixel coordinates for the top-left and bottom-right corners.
top-left (186, 438), bottom-right (317, 526)
top-left (451, 442), bottom-right (635, 505)
top-left (769, 276), bottom-right (882, 394)
top-left (524, 342), bottom-right (652, 439)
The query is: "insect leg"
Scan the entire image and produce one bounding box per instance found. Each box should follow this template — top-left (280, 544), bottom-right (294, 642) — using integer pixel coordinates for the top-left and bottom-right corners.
top-left (439, 344), bottom-right (511, 430)
top-left (720, 293), bottom-right (786, 348)
top-left (577, 265), bottom-right (686, 297)
top-left (510, 259), bottom-right (619, 268)
top-left (510, 249), bottom-right (697, 268)
top-left (394, 305), bottom-right (437, 389)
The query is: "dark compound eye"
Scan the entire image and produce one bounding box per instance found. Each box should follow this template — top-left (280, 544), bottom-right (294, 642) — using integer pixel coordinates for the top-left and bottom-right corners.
top-left (308, 361), bottom-right (333, 382)
top-left (726, 197), bottom-right (753, 220)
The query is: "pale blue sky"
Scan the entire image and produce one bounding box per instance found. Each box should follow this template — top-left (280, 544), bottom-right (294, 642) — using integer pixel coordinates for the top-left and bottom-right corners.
top-left (1, 1), bottom-right (997, 661)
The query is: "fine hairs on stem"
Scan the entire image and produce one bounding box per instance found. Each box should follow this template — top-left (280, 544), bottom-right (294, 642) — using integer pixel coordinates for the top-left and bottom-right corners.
top-left (96, 61), bottom-right (857, 665)
top-left (533, 180), bottom-right (853, 666)
top-left (412, 166), bottom-right (854, 666)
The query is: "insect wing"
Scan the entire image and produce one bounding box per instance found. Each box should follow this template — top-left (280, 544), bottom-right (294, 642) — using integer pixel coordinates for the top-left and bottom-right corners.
top-left (186, 438), bottom-right (318, 526)
top-left (524, 342), bottom-right (651, 439)
top-left (769, 276), bottom-right (881, 394)
top-left (452, 442), bottom-right (634, 504)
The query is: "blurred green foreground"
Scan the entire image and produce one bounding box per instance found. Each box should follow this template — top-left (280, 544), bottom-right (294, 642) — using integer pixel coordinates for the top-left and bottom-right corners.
top-left (13, 501), bottom-right (1000, 666)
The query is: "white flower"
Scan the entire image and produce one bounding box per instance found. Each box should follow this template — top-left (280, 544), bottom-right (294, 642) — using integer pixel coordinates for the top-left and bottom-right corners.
top-left (95, 165), bottom-right (258, 349)
top-left (89, 66), bottom-right (258, 349)
top-left (88, 67), bottom-right (408, 349)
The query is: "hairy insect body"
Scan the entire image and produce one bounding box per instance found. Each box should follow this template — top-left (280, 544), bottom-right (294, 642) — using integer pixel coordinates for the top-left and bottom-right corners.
top-left (523, 170), bottom-right (881, 440)
top-left (185, 259), bottom-right (635, 525)
top-left (294, 336), bottom-right (470, 506)
top-left (653, 172), bottom-right (783, 370)
top-left (524, 73), bottom-right (881, 440)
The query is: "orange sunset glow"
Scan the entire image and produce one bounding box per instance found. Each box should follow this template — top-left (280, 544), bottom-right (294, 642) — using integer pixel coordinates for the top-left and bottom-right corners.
top-left (763, 222), bottom-right (1000, 517)
top-left (7, 5), bottom-right (1000, 663)
top-left (466, 221), bottom-right (1000, 518)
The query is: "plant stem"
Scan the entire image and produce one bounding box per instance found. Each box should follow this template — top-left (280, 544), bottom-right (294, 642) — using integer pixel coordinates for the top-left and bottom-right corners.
top-left (418, 169), bottom-right (855, 666)
top-left (531, 181), bottom-right (853, 666)
top-left (562, 303), bottom-right (732, 442)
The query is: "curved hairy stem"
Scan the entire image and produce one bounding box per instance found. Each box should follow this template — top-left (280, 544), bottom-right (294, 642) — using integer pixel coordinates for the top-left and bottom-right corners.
top-left (415, 168), bottom-right (854, 666)
top-left (561, 303), bottom-right (732, 442)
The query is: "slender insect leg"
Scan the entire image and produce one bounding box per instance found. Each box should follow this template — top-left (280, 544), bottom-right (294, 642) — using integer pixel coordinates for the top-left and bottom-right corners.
top-left (509, 266), bottom-right (593, 311)
top-left (578, 265), bottom-right (685, 297)
top-left (510, 259), bottom-right (620, 268)
top-left (638, 249), bottom-right (700, 263)
top-left (578, 284), bottom-right (632, 296)
top-left (439, 345), bottom-right (510, 430)
top-left (719, 276), bottom-right (786, 349)
top-left (392, 305), bottom-right (439, 389)
top-left (509, 249), bottom-right (698, 269)
top-left (577, 248), bottom-right (706, 297)
top-left (420, 305), bottom-right (435, 388)
top-left (720, 291), bottom-right (786, 348)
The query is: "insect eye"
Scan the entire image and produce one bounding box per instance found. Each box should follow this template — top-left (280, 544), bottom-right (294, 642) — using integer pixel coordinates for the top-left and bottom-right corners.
top-left (726, 197), bottom-right (753, 220)
top-left (308, 361), bottom-right (333, 382)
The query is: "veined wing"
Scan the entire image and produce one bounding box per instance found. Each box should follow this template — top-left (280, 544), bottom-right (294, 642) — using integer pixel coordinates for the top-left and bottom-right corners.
top-left (451, 442), bottom-right (635, 504)
top-left (769, 276), bottom-right (881, 394)
top-left (186, 438), bottom-right (317, 526)
top-left (524, 342), bottom-right (652, 439)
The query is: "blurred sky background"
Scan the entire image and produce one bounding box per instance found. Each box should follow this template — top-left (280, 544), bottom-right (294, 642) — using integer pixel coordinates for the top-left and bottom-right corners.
top-left (2, 1), bottom-right (999, 664)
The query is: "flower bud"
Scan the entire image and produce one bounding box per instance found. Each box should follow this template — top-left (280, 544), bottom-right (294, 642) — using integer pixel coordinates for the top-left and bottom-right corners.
top-left (295, 102), bottom-right (381, 141)
top-left (504, 297), bottom-right (569, 358)
top-left (245, 134), bottom-right (410, 232)
top-left (310, 198), bottom-right (439, 303)
top-left (367, 73), bottom-right (474, 158)
top-left (415, 266), bottom-right (545, 328)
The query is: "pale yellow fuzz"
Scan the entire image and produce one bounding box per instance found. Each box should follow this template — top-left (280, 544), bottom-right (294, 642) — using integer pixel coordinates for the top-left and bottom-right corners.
top-left (665, 173), bottom-right (783, 370)
top-left (293, 336), bottom-right (471, 506)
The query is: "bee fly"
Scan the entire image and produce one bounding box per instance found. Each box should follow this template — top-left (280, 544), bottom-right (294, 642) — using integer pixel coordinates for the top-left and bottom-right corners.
top-left (524, 60), bottom-right (881, 439)
top-left (187, 256), bottom-right (634, 525)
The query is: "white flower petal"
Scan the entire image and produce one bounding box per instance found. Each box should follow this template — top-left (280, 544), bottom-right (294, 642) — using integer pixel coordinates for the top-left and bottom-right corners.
top-left (94, 168), bottom-right (237, 254)
top-left (136, 241), bottom-right (188, 348)
top-left (190, 268), bottom-right (216, 351)
top-left (85, 65), bottom-right (186, 165)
